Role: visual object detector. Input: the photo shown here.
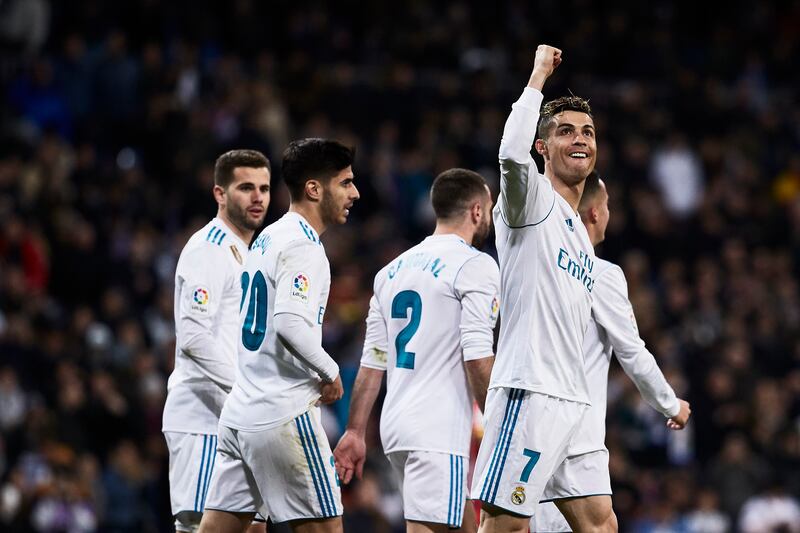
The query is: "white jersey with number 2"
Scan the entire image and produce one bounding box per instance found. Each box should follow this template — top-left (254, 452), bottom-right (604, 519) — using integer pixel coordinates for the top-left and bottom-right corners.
top-left (361, 234), bottom-right (500, 457)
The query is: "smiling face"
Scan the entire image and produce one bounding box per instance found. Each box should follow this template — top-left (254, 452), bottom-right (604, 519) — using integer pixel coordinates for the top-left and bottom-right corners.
top-left (319, 165), bottom-right (359, 226)
top-left (539, 110), bottom-right (597, 186)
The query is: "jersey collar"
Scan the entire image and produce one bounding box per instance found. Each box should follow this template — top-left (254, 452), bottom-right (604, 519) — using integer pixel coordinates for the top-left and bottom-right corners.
top-left (211, 217), bottom-right (249, 250)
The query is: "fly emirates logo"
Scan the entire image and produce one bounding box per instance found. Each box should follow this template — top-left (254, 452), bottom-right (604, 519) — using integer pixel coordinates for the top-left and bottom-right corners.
top-left (556, 248), bottom-right (595, 293)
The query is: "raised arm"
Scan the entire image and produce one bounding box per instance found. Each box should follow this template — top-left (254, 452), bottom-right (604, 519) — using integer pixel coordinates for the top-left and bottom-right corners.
top-left (498, 45), bottom-right (562, 227)
top-left (592, 266), bottom-right (691, 428)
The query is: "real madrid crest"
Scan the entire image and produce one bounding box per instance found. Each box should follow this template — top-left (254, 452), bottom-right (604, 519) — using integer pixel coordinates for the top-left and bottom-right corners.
top-left (230, 245), bottom-right (243, 264)
top-left (511, 486), bottom-right (526, 505)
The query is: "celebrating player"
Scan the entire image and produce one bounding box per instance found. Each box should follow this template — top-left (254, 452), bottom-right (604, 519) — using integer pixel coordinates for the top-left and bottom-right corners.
top-left (471, 45), bottom-right (606, 532)
top-left (198, 139), bottom-right (359, 533)
top-left (162, 149), bottom-right (271, 533)
top-left (334, 168), bottom-right (500, 533)
top-left (531, 173), bottom-right (691, 533)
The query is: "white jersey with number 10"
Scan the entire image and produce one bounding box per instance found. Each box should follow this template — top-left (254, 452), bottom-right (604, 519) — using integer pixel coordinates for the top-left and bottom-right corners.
top-left (220, 212), bottom-right (332, 432)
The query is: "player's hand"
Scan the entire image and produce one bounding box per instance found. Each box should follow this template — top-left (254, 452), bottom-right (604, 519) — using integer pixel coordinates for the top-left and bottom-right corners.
top-left (319, 374), bottom-right (344, 405)
top-left (667, 399), bottom-right (691, 430)
top-left (528, 44), bottom-right (563, 90)
top-left (333, 430), bottom-right (366, 484)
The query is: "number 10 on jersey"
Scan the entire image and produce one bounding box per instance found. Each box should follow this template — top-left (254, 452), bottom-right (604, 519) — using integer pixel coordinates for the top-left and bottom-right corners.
top-left (241, 271), bottom-right (268, 351)
top-left (391, 290), bottom-right (422, 369)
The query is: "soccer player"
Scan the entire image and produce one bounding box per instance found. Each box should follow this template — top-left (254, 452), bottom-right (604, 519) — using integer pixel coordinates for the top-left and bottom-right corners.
top-left (162, 149), bottom-right (271, 533)
top-left (198, 138), bottom-right (359, 533)
top-left (530, 173), bottom-right (691, 533)
top-left (470, 45), bottom-right (604, 532)
top-left (334, 168), bottom-right (501, 533)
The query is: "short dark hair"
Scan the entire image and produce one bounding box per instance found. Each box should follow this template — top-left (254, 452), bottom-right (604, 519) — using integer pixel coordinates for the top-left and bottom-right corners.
top-left (214, 149), bottom-right (271, 188)
top-left (281, 138), bottom-right (355, 200)
top-left (537, 95), bottom-right (593, 140)
top-left (430, 168), bottom-right (488, 220)
top-left (578, 170), bottom-right (603, 216)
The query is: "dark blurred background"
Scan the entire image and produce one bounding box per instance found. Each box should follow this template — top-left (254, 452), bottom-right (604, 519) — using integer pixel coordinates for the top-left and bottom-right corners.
top-left (1, 0), bottom-right (799, 531)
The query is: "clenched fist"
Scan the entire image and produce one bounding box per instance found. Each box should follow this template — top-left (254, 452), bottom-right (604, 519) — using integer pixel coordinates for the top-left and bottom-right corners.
top-left (528, 44), bottom-right (563, 91)
top-left (319, 374), bottom-right (344, 405)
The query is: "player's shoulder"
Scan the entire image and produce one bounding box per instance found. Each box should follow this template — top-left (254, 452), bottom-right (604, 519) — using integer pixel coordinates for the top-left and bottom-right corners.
top-left (180, 220), bottom-right (231, 260)
top-left (268, 213), bottom-right (325, 250)
top-left (593, 258), bottom-right (627, 290)
top-left (594, 257), bottom-right (622, 277)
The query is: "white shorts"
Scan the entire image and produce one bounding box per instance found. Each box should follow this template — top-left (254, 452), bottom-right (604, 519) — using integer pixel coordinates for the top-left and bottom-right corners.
top-left (387, 450), bottom-right (468, 528)
top-left (471, 388), bottom-right (588, 517)
top-left (164, 432), bottom-right (221, 519)
top-left (204, 408), bottom-right (342, 523)
top-left (530, 449), bottom-right (612, 532)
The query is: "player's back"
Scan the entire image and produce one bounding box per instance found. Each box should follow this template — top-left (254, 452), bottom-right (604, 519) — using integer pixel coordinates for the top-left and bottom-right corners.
top-left (163, 218), bottom-right (247, 434)
top-left (370, 234), bottom-right (499, 457)
top-left (220, 212), bottom-right (330, 432)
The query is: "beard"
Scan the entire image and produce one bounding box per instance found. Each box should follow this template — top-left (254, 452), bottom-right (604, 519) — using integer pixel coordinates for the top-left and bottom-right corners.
top-left (227, 201), bottom-right (262, 231)
top-left (320, 191), bottom-right (341, 225)
top-left (472, 218), bottom-right (491, 249)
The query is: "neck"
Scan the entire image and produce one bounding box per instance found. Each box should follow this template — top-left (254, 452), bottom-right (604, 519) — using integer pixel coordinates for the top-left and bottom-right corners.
top-left (433, 220), bottom-right (473, 245)
top-left (545, 166), bottom-right (585, 213)
top-left (581, 217), bottom-right (602, 247)
top-left (289, 202), bottom-right (327, 236)
top-left (217, 209), bottom-right (254, 244)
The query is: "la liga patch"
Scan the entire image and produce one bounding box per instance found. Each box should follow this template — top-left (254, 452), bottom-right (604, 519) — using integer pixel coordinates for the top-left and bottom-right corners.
top-left (291, 272), bottom-right (310, 303)
top-left (190, 287), bottom-right (210, 313)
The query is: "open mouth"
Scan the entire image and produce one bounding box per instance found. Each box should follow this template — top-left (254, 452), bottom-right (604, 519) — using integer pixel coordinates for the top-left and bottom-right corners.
top-left (569, 152), bottom-right (588, 159)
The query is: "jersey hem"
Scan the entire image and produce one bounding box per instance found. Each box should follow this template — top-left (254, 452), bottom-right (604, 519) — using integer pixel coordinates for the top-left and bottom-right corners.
top-left (488, 384), bottom-right (590, 405)
top-left (383, 445), bottom-right (470, 458)
top-left (219, 403), bottom-right (314, 432)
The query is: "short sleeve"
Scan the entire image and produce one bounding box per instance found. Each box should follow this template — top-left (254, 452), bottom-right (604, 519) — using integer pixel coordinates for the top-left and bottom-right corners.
top-left (273, 240), bottom-right (330, 324)
top-left (361, 292), bottom-right (389, 370)
top-left (454, 253), bottom-right (501, 361)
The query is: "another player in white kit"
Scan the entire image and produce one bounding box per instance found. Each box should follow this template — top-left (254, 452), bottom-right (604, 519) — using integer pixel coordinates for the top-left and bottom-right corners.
top-left (162, 149), bottom-right (271, 533)
top-left (199, 139), bottom-right (359, 533)
top-left (334, 169), bottom-right (500, 533)
top-left (531, 174), bottom-right (691, 533)
top-left (471, 45), bottom-right (607, 532)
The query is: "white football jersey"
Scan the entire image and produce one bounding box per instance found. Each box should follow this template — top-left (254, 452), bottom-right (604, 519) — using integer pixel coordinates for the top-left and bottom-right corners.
top-left (361, 234), bottom-right (500, 457)
top-left (490, 88), bottom-right (596, 404)
top-left (569, 258), bottom-right (680, 455)
top-left (220, 212), bottom-right (333, 431)
top-left (163, 218), bottom-right (248, 434)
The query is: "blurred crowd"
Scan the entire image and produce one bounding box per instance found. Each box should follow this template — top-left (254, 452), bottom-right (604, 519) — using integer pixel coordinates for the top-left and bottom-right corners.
top-left (1, 0), bottom-right (799, 531)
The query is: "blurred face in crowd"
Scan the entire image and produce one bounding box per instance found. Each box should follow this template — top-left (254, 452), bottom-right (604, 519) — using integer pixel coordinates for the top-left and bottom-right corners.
top-left (319, 166), bottom-right (359, 225)
top-left (219, 166), bottom-right (271, 232)
top-left (538, 110), bottom-right (597, 186)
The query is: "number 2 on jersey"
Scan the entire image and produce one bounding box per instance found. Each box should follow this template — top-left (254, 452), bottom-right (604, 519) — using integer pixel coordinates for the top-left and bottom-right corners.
top-left (391, 290), bottom-right (422, 369)
top-left (241, 271), bottom-right (268, 351)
